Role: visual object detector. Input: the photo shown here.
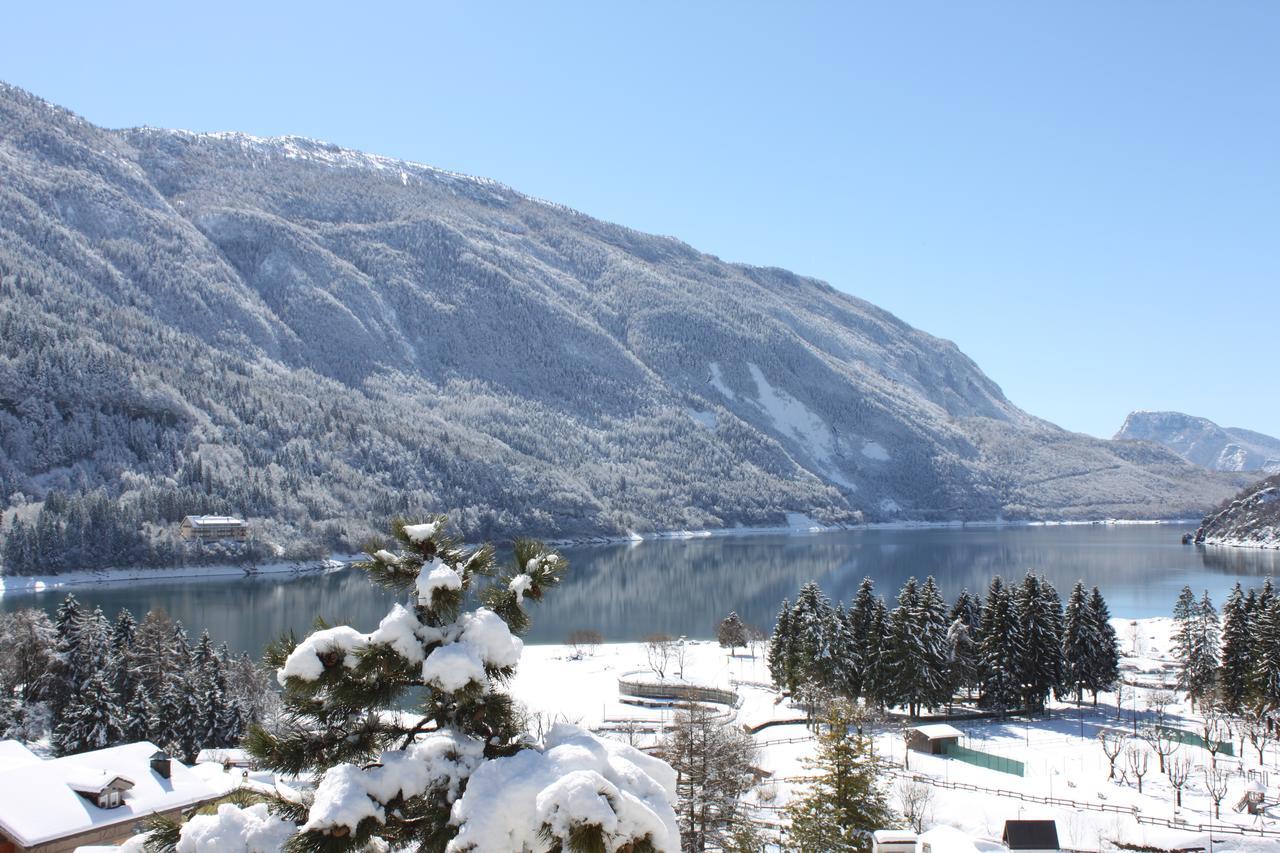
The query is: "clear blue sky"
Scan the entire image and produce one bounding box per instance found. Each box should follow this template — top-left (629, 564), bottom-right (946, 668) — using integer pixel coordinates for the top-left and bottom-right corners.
top-left (3, 2), bottom-right (1276, 438)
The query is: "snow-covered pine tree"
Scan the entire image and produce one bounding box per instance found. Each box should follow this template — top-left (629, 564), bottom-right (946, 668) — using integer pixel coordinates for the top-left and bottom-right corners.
top-left (108, 609), bottom-right (139, 726)
top-left (977, 577), bottom-right (1020, 713)
top-left (949, 588), bottom-right (980, 632)
top-left (784, 699), bottom-right (894, 852)
top-left (864, 598), bottom-right (891, 709)
top-left (846, 578), bottom-right (881, 700)
top-left (236, 517), bottom-right (678, 852)
top-left (716, 612), bottom-right (748, 653)
top-left (883, 578), bottom-right (924, 716)
top-left (47, 594), bottom-right (86, 720)
top-left (766, 598), bottom-right (793, 691)
top-left (53, 668), bottom-right (123, 755)
top-left (166, 623), bottom-right (201, 762)
top-left (827, 603), bottom-right (860, 701)
top-left (1061, 582), bottom-right (1093, 702)
top-left (790, 582), bottom-right (834, 696)
top-left (1253, 596), bottom-right (1280, 710)
top-left (1179, 591), bottom-right (1219, 709)
top-left (1218, 583), bottom-right (1251, 713)
top-left (1171, 585), bottom-right (1197, 670)
top-left (914, 577), bottom-right (952, 712)
top-left (1083, 586), bottom-right (1119, 704)
top-left (1013, 572), bottom-right (1062, 712)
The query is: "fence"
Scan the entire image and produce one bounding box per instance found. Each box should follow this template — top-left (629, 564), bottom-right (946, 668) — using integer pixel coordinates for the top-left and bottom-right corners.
top-left (615, 676), bottom-right (740, 708)
top-left (1156, 724), bottom-right (1234, 756)
top-left (939, 740), bottom-right (1025, 776)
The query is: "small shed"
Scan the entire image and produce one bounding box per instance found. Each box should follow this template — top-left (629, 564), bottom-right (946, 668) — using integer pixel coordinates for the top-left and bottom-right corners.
top-left (906, 723), bottom-right (963, 755)
top-left (1002, 819), bottom-right (1060, 852)
top-left (872, 829), bottom-right (918, 853)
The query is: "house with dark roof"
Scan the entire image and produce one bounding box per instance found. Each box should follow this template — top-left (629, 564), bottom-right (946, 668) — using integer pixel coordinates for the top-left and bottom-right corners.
top-left (1001, 820), bottom-right (1060, 852)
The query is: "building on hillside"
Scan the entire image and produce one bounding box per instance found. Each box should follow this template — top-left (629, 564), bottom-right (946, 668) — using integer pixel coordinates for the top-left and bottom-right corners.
top-left (0, 740), bottom-right (218, 852)
top-left (1001, 820), bottom-right (1060, 852)
top-left (179, 515), bottom-right (248, 542)
top-left (906, 723), bottom-right (963, 755)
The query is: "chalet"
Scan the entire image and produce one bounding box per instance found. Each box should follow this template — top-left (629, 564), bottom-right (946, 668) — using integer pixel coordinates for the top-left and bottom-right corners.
top-left (195, 747), bottom-right (255, 771)
top-left (1001, 820), bottom-right (1060, 853)
top-left (179, 515), bottom-right (248, 542)
top-left (0, 741), bottom-right (218, 853)
top-left (906, 723), bottom-right (963, 755)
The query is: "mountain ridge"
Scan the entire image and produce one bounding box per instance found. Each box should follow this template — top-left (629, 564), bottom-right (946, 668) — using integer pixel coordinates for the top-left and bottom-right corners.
top-left (0, 81), bottom-right (1239, 569)
top-left (1115, 411), bottom-right (1280, 474)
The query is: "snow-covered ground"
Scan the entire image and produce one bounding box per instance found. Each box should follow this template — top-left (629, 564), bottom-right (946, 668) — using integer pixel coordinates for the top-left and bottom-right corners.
top-left (510, 620), bottom-right (1280, 852)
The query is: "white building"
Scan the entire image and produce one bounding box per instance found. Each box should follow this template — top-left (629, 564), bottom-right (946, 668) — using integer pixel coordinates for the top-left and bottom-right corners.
top-left (179, 515), bottom-right (248, 542)
top-left (0, 741), bottom-right (218, 853)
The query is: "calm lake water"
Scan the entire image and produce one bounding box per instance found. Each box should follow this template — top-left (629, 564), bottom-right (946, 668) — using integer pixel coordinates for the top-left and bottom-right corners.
top-left (4, 525), bottom-right (1277, 658)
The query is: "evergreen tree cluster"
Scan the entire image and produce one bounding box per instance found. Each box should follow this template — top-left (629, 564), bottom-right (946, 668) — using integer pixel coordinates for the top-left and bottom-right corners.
top-left (1, 481), bottom-right (290, 576)
top-left (0, 594), bottom-right (270, 760)
top-left (1188, 579), bottom-right (1280, 715)
top-left (768, 573), bottom-right (1120, 716)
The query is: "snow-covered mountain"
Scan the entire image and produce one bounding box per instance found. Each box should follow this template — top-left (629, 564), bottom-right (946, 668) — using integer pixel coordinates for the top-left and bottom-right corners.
top-left (0, 82), bottom-right (1239, 559)
top-left (1195, 474), bottom-right (1280, 549)
top-left (1115, 411), bottom-right (1280, 475)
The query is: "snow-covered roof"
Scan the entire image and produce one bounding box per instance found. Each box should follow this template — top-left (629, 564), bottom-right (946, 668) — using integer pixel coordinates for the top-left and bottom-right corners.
top-left (0, 740), bottom-right (39, 772)
top-left (917, 825), bottom-right (1008, 852)
top-left (182, 515), bottom-right (246, 527)
top-left (0, 741), bottom-right (217, 847)
top-left (196, 747), bottom-right (252, 765)
top-left (911, 723), bottom-right (963, 740)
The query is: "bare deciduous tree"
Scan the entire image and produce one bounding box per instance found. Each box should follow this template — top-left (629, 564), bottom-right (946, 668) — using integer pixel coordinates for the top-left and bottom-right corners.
top-left (1099, 729), bottom-right (1128, 780)
top-left (660, 702), bottom-right (759, 852)
top-left (1241, 706), bottom-right (1273, 766)
top-left (566, 629), bottom-right (603, 659)
top-left (1201, 710), bottom-right (1231, 769)
top-left (1205, 766), bottom-right (1230, 818)
top-left (1167, 756), bottom-right (1193, 808)
top-left (1141, 725), bottom-right (1180, 773)
top-left (1145, 690), bottom-right (1176, 726)
top-left (1125, 745), bottom-right (1150, 794)
top-left (645, 633), bottom-right (675, 679)
top-left (896, 779), bottom-right (934, 832)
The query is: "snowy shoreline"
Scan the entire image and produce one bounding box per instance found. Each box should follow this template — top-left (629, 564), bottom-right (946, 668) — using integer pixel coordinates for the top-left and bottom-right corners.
top-left (545, 514), bottom-right (1195, 548)
top-left (0, 556), bottom-right (354, 599)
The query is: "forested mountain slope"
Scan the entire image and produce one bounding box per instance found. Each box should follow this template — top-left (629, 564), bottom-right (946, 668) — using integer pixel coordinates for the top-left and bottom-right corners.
top-left (1195, 474), bottom-right (1280, 549)
top-left (0, 82), bottom-right (1237, 571)
top-left (1116, 411), bottom-right (1280, 474)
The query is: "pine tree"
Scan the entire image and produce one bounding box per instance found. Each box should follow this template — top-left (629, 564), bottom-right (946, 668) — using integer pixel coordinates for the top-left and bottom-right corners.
top-left (1251, 596), bottom-right (1280, 710)
top-left (827, 603), bottom-right (860, 701)
top-left (1218, 583), bottom-right (1251, 713)
top-left (847, 578), bottom-right (881, 700)
top-left (1178, 591), bottom-right (1219, 709)
top-left (1061, 582), bottom-right (1093, 702)
top-left (243, 517), bottom-right (676, 851)
top-left (1171, 586), bottom-right (1197, 668)
top-left (53, 669), bottom-right (122, 755)
top-left (1013, 572), bottom-right (1063, 712)
top-left (883, 578), bottom-right (924, 715)
top-left (1083, 587), bottom-right (1119, 704)
top-left (47, 594), bottom-right (85, 720)
top-left (785, 700), bottom-right (895, 852)
top-left (767, 599), bottom-right (794, 691)
top-left (914, 577), bottom-right (952, 712)
top-left (978, 577), bottom-right (1020, 713)
top-left (790, 582), bottom-right (834, 698)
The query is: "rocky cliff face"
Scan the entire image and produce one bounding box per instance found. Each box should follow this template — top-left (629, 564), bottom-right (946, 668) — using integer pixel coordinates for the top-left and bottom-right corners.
top-left (0, 81), bottom-right (1237, 555)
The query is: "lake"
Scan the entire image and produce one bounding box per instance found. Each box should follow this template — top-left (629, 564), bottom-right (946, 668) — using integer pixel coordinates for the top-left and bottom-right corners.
top-left (3, 524), bottom-right (1277, 657)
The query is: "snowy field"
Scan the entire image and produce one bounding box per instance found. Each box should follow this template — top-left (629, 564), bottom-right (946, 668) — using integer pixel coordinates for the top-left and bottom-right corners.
top-left (509, 618), bottom-right (1280, 852)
